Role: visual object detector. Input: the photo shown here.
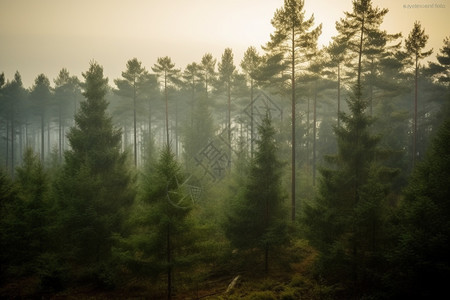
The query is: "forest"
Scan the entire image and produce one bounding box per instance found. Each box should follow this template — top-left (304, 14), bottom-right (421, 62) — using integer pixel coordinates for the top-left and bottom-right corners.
top-left (1, 0), bottom-right (449, 299)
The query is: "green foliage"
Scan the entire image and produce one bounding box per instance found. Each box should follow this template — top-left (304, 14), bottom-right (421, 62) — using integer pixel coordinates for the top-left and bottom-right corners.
top-left (303, 85), bottom-right (397, 297)
top-left (387, 116), bottom-right (450, 298)
top-left (55, 62), bottom-right (135, 270)
top-left (224, 114), bottom-right (288, 271)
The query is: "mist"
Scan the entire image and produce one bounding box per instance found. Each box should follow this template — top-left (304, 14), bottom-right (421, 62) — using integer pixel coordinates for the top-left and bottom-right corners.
top-left (1, 0), bottom-right (449, 299)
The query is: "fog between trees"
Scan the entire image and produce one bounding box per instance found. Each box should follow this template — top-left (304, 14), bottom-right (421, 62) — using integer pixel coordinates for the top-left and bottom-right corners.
top-left (1, 0), bottom-right (449, 299)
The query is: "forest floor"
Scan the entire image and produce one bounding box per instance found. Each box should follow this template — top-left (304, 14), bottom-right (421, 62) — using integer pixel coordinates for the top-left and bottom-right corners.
top-left (1, 240), bottom-right (331, 299)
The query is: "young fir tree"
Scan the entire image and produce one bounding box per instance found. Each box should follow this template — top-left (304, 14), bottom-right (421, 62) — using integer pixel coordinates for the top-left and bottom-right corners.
top-left (140, 146), bottom-right (193, 299)
top-left (0, 148), bottom-right (51, 279)
top-left (224, 113), bottom-right (288, 273)
top-left (56, 62), bottom-right (135, 272)
top-left (303, 84), bottom-right (397, 298)
top-left (387, 112), bottom-right (450, 298)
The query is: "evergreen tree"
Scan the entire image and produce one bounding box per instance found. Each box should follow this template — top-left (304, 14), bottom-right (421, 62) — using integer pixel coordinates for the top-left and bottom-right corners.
top-left (225, 113), bottom-right (287, 273)
top-left (200, 53), bottom-right (216, 98)
top-left (53, 68), bottom-right (81, 162)
top-left (218, 48), bottom-right (236, 151)
top-left (388, 113), bottom-right (450, 298)
top-left (29, 74), bottom-right (52, 162)
top-left (428, 36), bottom-right (450, 84)
top-left (114, 58), bottom-right (145, 167)
top-left (0, 148), bottom-right (51, 282)
top-left (1, 72), bottom-right (27, 175)
top-left (303, 84), bottom-right (397, 298)
top-left (152, 57), bottom-right (180, 147)
top-left (405, 21), bottom-right (433, 168)
top-left (140, 146), bottom-right (193, 299)
top-left (264, 0), bottom-right (321, 221)
top-left (241, 46), bottom-right (262, 158)
top-left (335, 0), bottom-right (389, 86)
top-left (56, 62), bottom-right (134, 277)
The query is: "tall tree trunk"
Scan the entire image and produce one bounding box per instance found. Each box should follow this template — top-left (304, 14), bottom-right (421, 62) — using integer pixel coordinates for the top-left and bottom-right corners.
top-left (338, 63), bottom-right (341, 127)
top-left (133, 80), bottom-right (137, 167)
top-left (291, 27), bottom-right (296, 222)
top-left (167, 225), bottom-right (172, 300)
top-left (357, 14), bottom-right (365, 86)
top-left (313, 84), bottom-right (317, 186)
top-left (41, 114), bottom-right (45, 162)
top-left (5, 121), bottom-right (9, 172)
top-left (413, 55), bottom-right (418, 168)
top-left (11, 113), bottom-right (15, 177)
top-left (165, 72), bottom-right (170, 147)
top-left (250, 79), bottom-right (254, 158)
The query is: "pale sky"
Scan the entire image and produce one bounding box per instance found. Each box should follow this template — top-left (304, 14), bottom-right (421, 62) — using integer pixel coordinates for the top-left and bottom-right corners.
top-left (0, 0), bottom-right (448, 88)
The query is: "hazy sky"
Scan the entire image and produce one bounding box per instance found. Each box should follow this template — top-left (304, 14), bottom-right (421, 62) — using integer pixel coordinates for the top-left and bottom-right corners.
top-left (0, 0), bottom-right (448, 88)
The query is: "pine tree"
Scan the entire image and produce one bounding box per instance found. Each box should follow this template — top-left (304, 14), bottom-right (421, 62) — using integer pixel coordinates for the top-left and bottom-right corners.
top-left (29, 74), bottom-right (52, 162)
top-left (264, 0), bottom-right (321, 221)
top-left (152, 57), bottom-right (180, 147)
top-left (225, 113), bottom-right (287, 273)
top-left (428, 36), bottom-right (450, 84)
top-left (241, 46), bottom-right (262, 158)
top-left (200, 53), bottom-right (216, 98)
top-left (303, 84), bottom-right (397, 297)
top-left (114, 58), bottom-right (145, 167)
top-left (2, 72), bottom-right (27, 175)
top-left (218, 48), bottom-right (236, 152)
top-left (53, 68), bottom-right (81, 162)
top-left (56, 62), bottom-right (134, 272)
top-left (405, 21), bottom-right (433, 168)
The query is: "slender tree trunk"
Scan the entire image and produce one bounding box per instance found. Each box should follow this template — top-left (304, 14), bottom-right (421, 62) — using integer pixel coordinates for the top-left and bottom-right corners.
top-left (175, 99), bottom-right (179, 157)
top-left (313, 84), bottom-right (317, 186)
top-left (228, 83), bottom-right (231, 147)
top-left (5, 121), bottom-right (9, 172)
top-left (291, 27), bottom-right (296, 222)
top-left (357, 14), bottom-right (365, 86)
top-left (133, 80), bottom-right (137, 167)
top-left (413, 56), bottom-right (418, 168)
top-left (41, 114), bottom-right (45, 162)
top-left (11, 110), bottom-right (15, 177)
top-left (306, 97), bottom-right (310, 174)
top-left (59, 102), bottom-right (62, 162)
top-left (250, 79), bottom-right (254, 158)
top-left (165, 71), bottom-right (170, 147)
top-left (338, 63), bottom-right (341, 127)
top-left (167, 225), bottom-right (172, 300)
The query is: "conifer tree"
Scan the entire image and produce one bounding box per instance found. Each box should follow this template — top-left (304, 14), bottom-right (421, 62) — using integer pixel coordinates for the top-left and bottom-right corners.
top-left (264, 0), bottom-right (321, 221)
top-left (152, 57), bottom-right (180, 147)
top-left (200, 53), bottom-right (216, 98)
top-left (241, 46), bottom-right (262, 158)
top-left (54, 68), bottom-right (81, 162)
top-left (114, 58), bottom-right (145, 167)
top-left (225, 113), bottom-right (287, 273)
top-left (405, 21), bottom-right (433, 168)
top-left (141, 146), bottom-right (193, 299)
top-left (388, 112), bottom-right (450, 298)
top-left (2, 72), bottom-right (27, 175)
top-left (56, 62), bottom-right (134, 273)
top-left (303, 84), bottom-right (397, 297)
top-left (29, 74), bottom-right (52, 162)
top-left (218, 48), bottom-right (236, 151)
top-left (428, 36), bottom-right (450, 84)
